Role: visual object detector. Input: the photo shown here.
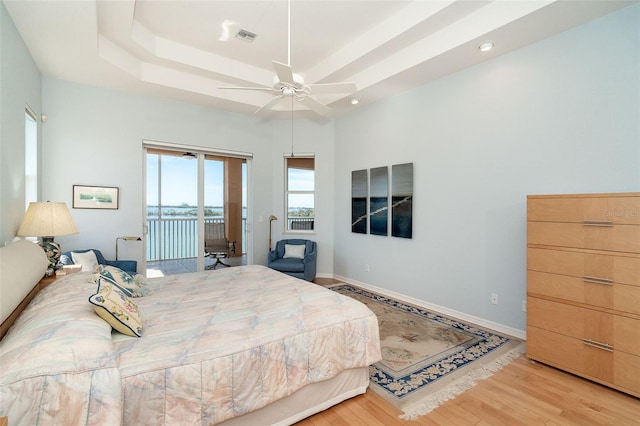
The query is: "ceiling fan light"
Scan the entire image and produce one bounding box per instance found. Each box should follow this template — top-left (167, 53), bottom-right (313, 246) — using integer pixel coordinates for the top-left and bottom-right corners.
top-left (479, 41), bottom-right (494, 52)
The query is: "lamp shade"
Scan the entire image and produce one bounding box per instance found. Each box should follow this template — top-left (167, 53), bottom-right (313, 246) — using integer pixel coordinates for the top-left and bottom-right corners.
top-left (17, 202), bottom-right (79, 238)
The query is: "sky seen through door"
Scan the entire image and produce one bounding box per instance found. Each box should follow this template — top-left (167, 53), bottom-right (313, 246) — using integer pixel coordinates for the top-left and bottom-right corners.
top-left (147, 154), bottom-right (313, 210)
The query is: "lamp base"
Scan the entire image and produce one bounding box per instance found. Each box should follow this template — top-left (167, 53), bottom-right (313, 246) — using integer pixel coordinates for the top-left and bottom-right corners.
top-left (40, 237), bottom-right (61, 277)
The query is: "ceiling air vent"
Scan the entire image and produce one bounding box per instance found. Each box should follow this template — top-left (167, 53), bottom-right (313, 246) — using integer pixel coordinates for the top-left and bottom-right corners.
top-left (236, 29), bottom-right (257, 43)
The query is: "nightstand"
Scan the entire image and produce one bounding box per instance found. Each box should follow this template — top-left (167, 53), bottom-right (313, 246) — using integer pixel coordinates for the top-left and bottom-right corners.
top-left (38, 275), bottom-right (58, 291)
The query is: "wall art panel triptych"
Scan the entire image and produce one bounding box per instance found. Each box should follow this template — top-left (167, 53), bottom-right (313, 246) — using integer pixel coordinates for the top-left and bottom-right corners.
top-left (391, 163), bottom-right (413, 239)
top-left (350, 163), bottom-right (413, 238)
top-left (369, 166), bottom-right (388, 236)
top-left (351, 169), bottom-right (368, 234)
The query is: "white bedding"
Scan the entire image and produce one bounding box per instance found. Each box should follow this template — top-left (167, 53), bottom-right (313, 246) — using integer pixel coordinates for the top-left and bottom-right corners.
top-left (0, 265), bottom-right (381, 425)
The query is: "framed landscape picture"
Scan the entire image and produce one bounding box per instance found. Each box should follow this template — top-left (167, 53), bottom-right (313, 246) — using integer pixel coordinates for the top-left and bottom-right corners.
top-left (73, 185), bottom-right (119, 209)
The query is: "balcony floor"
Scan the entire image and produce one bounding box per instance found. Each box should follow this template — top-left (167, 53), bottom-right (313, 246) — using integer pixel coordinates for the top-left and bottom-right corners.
top-left (147, 255), bottom-right (247, 277)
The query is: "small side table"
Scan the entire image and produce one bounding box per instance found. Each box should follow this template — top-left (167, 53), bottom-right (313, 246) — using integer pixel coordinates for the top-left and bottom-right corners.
top-left (38, 275), bottom-right (58, 291)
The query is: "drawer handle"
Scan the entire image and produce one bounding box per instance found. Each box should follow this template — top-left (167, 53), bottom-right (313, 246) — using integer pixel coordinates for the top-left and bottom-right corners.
top-left (583, 220), bottom-right (614, 227)
top-left (583, 276), bottom-right (614, 285)
top-left (583, 339), bottom-right (613, 352)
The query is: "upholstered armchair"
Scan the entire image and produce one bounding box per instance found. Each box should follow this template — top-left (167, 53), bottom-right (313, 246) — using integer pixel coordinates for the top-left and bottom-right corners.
top-left (267, 239), bottom-right (317, 282)
top-left (60, 249), bottom-right (137, 275)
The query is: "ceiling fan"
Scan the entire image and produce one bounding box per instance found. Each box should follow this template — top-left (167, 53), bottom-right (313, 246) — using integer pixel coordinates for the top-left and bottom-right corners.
top-left (218, 0), bottom-right (357, 117)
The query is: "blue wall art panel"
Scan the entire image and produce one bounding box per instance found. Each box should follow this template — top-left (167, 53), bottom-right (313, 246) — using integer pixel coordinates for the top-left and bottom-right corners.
top-left (392, 163), bottom-right (413, 239)
top-left (351, 169), bottom-right (368, 234)
top-left (370, 166), bottom-right (388, 236)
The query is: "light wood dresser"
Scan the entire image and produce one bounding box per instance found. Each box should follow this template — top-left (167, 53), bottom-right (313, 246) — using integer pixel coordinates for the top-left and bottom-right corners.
top-left (526, 192), bottom-right (640, 398)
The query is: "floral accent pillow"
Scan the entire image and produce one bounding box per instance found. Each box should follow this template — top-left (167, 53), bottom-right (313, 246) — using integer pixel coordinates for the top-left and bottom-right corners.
top-left (89, 279), bottom-right (142, 337)
top-left (96, 265), bottom-right (148, 297)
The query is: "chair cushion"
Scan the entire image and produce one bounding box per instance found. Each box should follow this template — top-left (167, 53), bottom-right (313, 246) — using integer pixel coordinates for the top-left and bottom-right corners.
top-left (269, 258), bottom-right (305, 273)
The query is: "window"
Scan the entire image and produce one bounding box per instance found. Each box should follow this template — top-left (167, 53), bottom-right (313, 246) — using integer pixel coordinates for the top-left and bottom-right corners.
top-left (25, 108), bottom-right (38, 208)
top-left (285, 157), bottom-right (314, 231)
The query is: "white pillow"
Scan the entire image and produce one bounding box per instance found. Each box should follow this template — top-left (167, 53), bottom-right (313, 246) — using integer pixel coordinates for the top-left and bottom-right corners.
top-left (71, 250), bottom-right (99, 272)
top-left (283, 244), bottom-right (305, 259)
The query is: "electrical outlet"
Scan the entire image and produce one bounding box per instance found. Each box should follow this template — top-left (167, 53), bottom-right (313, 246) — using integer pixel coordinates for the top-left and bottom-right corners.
top-left (491, 293), bottom-right (498, 305)
top-left (364, 263), bottom-right (370, 272)
top-left (522, 300), bottom-right (527, 312)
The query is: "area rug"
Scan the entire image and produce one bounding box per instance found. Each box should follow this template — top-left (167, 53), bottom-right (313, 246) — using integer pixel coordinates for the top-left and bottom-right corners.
top-left (330, 284), bottom-right (525, 420)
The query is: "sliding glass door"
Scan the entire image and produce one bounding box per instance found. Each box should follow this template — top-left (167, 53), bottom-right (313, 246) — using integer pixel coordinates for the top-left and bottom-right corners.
top-left (146, 150), bottom-right (199, 269)
top-left (144, 147), bottom-right (248, 276)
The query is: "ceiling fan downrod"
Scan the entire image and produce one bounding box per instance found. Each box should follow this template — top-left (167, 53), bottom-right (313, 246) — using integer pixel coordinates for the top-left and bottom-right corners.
top-left (287, 0), bottom-right (291, 67)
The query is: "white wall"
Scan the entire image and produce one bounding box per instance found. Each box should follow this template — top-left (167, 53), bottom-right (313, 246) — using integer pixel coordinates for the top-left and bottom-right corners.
top-left (333, 4), bottom-right (640, 333)
top-left (41, 79), bottom-right (272, 269)
top-left (0, 1), bottom-right (42, 245)
top-left (4, 1), bottom-right (638, 335)
top-left (41, 78), bottom-right (337, 274)
top-left (269, 118), bottom-right (336, 275)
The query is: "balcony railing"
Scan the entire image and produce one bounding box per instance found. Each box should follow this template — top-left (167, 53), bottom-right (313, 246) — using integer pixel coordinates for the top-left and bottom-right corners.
top-left (146, 216), bottom-right (313, 261)
top-left (146, 218), bottom-right (246, 261)
top-left (287, 218), bottom-right (315, 230)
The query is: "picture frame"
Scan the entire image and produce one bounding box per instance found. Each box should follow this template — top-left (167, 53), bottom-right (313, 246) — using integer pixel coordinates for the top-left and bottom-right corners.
top-left (73, 185), bottom-right (119, 209)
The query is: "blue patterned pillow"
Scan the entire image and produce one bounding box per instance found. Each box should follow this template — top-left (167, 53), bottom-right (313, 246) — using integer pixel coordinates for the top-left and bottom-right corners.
top-left (89, 279), bottom-right (142, 337)
top-left (97, 265), bottom-right (147, 297)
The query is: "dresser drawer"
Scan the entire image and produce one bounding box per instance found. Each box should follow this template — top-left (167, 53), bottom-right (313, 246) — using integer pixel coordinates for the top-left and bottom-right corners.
top-left (527, 327), bottom-right (640, 397)
top-left (527, 271), bottom-right (640, 315)
top-left (528, 222), bottom-right (640, 253)
top-left (527, 194), bottom-right (640, 225)
top-left (527, 247), bottom-right (640, 315)
top-left (528, 247), bottom-right (640, 287)
top-left (527, 326), bottom-right (613, 383)
top-left (527, 297), bottom-right (640, 356)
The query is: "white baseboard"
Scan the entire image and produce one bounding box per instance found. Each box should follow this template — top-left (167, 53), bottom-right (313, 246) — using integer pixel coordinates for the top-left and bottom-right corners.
top-left (332, 274), bottom-right (526, 340)
top-left (315, 272), bottom-right (333, 279)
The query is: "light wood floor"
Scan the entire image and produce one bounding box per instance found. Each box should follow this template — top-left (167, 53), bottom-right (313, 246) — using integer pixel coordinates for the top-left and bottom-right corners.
top-left (297, 354), bottom-right (640, 425)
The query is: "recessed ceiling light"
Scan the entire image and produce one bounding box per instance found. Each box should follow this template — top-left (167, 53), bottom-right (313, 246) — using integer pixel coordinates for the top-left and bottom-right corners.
top-left (351, 98), bottom-right (359, 105)
top-left (479, 41), bottom-right (494, 52)
top-left (236, 29), bottom-right (257, 43)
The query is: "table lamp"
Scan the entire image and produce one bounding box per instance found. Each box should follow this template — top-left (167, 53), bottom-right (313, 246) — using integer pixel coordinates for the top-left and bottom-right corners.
top-left (17, 201), bottom-right (79, 276)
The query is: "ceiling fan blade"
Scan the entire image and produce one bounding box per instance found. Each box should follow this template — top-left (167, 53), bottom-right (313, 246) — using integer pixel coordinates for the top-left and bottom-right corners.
top-left (255, 95), bottom-right (284, 115)
top-left (218, 86), bottom-right (275, 92)
top-left (272, 60), bottom-right (294, 84)
top-left (298, 96), bottom-right (332, 117)
top-left (307, 82), bottom-right (357, 94)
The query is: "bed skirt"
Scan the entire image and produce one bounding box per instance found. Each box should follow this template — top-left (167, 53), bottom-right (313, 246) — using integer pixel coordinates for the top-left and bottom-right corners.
top-left (219, 367), bottom-right (369, 425)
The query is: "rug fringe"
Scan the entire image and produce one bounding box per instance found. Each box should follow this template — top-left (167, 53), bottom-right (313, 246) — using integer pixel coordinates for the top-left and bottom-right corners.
top-left (400, 342), bottom-right (526, 420)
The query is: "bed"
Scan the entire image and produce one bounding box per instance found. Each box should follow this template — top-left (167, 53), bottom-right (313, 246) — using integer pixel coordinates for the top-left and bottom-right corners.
top-left (0, 240), bottom-right (381, 425)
